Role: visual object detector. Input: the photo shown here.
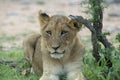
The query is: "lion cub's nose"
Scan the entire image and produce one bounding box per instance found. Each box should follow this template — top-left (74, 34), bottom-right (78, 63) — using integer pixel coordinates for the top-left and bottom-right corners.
top-left (52, 45), bottom-right (60, 50)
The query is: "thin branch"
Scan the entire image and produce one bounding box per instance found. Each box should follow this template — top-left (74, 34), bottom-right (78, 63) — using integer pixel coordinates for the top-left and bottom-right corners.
top-left (0, 60), bottom-right (17, 68)
top-left (69, 15), bottom-right (95, 33)
top-left (69, 15), bottom-right (100, 61)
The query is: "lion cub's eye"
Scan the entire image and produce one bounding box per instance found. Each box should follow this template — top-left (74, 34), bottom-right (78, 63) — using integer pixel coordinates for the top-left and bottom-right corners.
top-left (61, 31), bottom-right (68, 36)
top-left (46, 31), bottom-right (52, 36)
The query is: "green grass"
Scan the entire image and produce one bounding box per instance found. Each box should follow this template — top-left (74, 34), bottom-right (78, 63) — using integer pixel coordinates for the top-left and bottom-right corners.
top-left (0, 50), bottom-right (39, 80)
top-left (0, 65), bottom-right (39, 80)
top-left (0, 51), bottom-right (23, 61)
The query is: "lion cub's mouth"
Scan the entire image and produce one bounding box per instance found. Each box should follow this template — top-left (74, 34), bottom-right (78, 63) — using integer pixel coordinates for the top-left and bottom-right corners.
top-left (50, 52), bottom-right (64, 59)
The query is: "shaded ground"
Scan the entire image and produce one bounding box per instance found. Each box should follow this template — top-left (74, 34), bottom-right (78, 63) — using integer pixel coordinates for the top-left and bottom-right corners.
top-left (0, 0), bottom-right (120, 51)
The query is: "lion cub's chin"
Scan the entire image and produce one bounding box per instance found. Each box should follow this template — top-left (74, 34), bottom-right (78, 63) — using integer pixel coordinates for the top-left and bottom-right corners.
top-left (50, 52), bottom-right (64, 59)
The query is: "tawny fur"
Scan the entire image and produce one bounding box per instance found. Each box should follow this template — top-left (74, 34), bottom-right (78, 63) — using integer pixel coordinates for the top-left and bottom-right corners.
top-left (23, 12), bottom-right (85, 80)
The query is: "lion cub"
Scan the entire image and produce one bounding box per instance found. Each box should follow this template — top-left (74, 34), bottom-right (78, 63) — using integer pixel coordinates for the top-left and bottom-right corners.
top-left (23, 11), bottom-right (85, 80)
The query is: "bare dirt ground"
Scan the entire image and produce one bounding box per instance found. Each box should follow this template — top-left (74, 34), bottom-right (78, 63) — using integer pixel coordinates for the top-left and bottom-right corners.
top-left (0, 0), bottom-right (120, 51)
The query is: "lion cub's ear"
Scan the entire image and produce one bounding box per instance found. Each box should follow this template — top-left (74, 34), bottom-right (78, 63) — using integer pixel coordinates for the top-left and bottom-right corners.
top-left (68, 17), bottom-right (82, 31)
top-left (38, 11), bottom-right (50, 28)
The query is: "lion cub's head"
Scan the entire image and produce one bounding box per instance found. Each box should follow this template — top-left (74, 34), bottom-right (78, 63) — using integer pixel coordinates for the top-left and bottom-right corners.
top-left (38, 11), bottom-right (82, 59)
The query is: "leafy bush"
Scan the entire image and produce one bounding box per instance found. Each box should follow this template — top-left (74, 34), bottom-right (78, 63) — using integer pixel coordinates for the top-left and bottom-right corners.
top-left (83, 34), bottom-right (120, 80)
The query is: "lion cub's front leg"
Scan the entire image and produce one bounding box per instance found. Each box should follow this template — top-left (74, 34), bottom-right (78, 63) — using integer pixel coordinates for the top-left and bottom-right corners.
top-left (67, 70), bottom-right (84, 80)
top-left (39, 56), bottom-right (61, 80)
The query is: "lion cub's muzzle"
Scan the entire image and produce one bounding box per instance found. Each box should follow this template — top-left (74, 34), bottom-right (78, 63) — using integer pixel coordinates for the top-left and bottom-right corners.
top-left (49, 45), bottom-right (65, 59)
top-left (50, 51), bottom-right (65, 59)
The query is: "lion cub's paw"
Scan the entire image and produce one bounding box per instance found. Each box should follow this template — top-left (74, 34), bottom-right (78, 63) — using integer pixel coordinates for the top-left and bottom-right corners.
top-left (39, 74), bottom-right (59, 80)
top-left (30, 67), bottom-right (35, 74)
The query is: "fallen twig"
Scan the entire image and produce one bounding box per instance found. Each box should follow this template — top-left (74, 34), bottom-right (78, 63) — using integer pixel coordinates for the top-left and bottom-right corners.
top-left (0, 58), bottom-right (29, 68)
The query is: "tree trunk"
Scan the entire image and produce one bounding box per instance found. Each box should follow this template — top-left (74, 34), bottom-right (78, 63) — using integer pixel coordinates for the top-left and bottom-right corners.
top-left (92, 0), bottom-right (112, 67)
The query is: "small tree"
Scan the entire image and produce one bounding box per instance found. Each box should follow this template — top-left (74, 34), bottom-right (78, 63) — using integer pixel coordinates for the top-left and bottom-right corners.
top-left (69, 0), bottom-right (120, 79)
top-left (88, 0), bottom-right (112, 67)
top-left (69, 0), bottom-right (112, 67)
